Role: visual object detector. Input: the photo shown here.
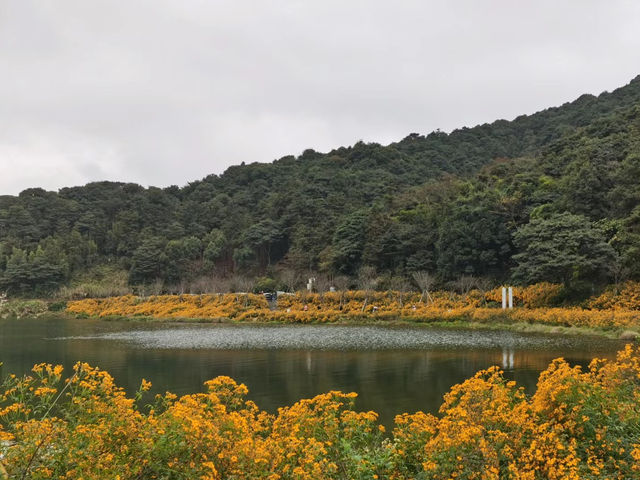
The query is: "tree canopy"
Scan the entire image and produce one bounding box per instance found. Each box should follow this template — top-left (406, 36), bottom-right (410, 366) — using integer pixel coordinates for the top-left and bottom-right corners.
top-left (511, 212), bottom-right (615, 286)
top-left (2, 75), bottom-right (640, 294)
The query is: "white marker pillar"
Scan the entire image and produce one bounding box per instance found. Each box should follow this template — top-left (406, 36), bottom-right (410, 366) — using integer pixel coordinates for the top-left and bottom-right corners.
top-left (502, 287), bottom-right (507, 309)
top-left (508, 287), bottom-right (513, 309)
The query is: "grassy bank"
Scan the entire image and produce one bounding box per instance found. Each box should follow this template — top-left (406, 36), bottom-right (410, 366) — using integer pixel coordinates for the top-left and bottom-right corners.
top-left (60, 291), bottom-right (640, 340)
top-left (5, 282), bottom-right (640, 338)
top-left (0, 299), bottom-right (53, 319)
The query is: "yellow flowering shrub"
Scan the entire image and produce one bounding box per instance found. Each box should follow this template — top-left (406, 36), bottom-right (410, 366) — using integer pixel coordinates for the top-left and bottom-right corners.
top-left (2, 347), bottom-right (640, 478)
top-left (389, 345), bottom-right (640, 479)
top-left (589, 281), bottom-right (640, 310)
top-left (484, 282), bottom-right (565, 308)
top-left (66, 284), bottom-right (640, 331)
top-left (67, 293), bottom-right (270, 320)
top-left (266, 391), bottom-right (388, 479)
top-left (413, 368), bottom-right (532, 479)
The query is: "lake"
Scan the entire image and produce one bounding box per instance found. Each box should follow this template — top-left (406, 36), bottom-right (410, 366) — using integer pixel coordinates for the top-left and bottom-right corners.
top-left (0, 316), bottom-right (626, 427)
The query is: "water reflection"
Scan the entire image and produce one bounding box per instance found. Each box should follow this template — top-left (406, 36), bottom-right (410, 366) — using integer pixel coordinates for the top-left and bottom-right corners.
top-left (502, 347), bottom-right (514, 369)
top-left (0, 316), bottom-right (626, 428)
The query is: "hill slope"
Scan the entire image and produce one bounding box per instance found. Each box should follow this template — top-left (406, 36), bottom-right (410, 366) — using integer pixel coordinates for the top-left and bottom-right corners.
top-left (2, 75), bottom-right (640, 295)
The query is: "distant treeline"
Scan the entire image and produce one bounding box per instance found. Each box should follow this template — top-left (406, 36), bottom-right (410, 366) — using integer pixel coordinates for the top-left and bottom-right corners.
top-left (2, 76), bottom-right (640, 297)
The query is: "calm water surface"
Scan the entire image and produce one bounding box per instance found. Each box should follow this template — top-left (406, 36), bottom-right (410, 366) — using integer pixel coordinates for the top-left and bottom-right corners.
top-left (0, 316), bottom-right (627, 427)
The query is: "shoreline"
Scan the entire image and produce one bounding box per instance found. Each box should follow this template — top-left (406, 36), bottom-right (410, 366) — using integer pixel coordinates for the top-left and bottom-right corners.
top-left (54, 311), bottom-right (639, 340)
top-left (2, 295), bottom-right (639, 340)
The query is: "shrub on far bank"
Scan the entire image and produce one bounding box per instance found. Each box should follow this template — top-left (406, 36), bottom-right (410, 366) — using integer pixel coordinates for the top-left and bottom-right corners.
top-left (0, 299), bottom-right (48, 319)
top-left (57, 264), bottom-right (131, 300)
top-left (63, 283), bottom-right (640, 331)
top-left (485, 282), bottom-right (566, 308)
top-left (590, 281), bottom-right (640, 310)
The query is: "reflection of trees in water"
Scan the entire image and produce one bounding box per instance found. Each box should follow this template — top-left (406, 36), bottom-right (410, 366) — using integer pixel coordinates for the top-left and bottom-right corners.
top-left (0, 317), bottom-right (622, 428)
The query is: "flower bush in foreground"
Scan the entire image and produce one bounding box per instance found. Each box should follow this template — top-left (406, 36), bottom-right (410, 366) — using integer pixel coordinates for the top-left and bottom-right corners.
top-left (2, 346), bottom-right (640, 478)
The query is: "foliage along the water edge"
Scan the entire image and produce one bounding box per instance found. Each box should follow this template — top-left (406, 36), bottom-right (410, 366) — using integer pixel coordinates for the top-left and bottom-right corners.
top-left (3, 76), bottom-right (640, 295)
top-left (1, 345), bottom-right (640, 479)
top-left (65, 283), bottom-right (640, 330)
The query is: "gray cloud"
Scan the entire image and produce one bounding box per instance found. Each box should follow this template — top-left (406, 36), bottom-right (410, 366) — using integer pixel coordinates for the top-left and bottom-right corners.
top-left (1, 0), bottom-right (640, 195)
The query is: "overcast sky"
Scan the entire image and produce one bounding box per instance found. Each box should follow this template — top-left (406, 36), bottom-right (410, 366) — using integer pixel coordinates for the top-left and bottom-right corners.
top-left (1, 1), bottom-right (640, 195)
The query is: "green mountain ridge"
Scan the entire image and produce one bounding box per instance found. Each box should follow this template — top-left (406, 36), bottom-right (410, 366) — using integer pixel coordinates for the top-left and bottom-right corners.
top-left (2, 75), bottom-right (640, 295)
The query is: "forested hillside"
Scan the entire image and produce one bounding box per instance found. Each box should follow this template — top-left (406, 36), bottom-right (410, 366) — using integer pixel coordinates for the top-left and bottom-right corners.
top-left (2, 75), bottom-right (640, 296)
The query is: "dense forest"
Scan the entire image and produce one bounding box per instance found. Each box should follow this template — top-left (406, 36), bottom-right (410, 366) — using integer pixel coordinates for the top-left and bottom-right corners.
top-left (2, 75), bottom-right (640, 297)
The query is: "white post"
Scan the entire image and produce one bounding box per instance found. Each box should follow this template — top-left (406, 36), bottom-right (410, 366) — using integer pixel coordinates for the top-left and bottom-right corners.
top-left (502, 287), bottom-right (507, 309)
top-left (508, 287), bottom-right (513, 309)
top-left (307, 277), bottom-right (316, 292)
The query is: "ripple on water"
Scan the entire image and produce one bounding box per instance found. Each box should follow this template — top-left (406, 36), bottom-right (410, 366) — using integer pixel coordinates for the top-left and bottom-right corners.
top-left (55, 324), bottom-right (620, 351)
